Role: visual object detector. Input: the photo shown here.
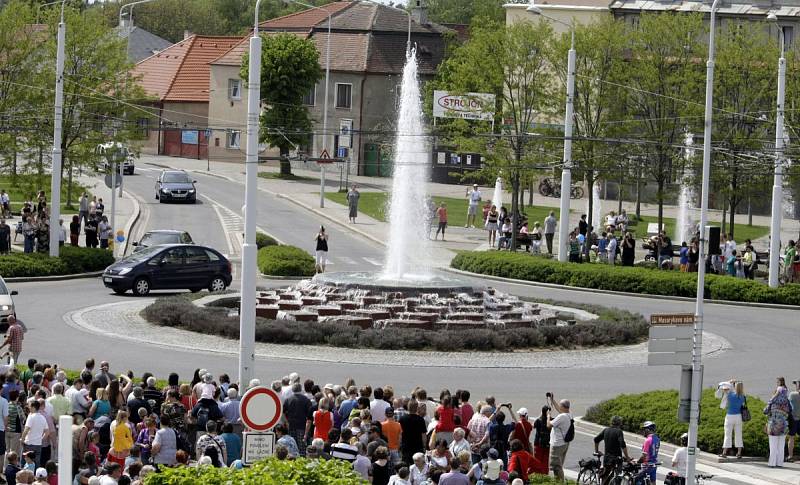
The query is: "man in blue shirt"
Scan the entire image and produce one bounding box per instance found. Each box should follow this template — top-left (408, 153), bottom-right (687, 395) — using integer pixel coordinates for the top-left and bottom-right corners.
top-left (639, 421), bottom-right (660, 483)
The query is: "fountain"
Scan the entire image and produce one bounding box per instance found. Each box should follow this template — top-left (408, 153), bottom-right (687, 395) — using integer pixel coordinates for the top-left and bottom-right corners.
top-left (676, 131), bottom-right (696, 245)
top-left (492, 175), bottom-right (503, 210)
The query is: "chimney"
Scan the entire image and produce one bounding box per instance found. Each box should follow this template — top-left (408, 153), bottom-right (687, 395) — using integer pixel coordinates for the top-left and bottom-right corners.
top-left (411, 0), bottom-right (427, 25)
top-left (184, 30), bottom-right (192, 40)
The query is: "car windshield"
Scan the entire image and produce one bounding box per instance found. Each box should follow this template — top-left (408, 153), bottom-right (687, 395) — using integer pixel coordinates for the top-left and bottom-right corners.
top-left (140, 232), bottom-right (179, 246)
top-left (121, 245), bottom-right (162, 262)
top-left (163, 172), bottom-right (190, 183)
top-left (0, 279), bottom-right (8, 295)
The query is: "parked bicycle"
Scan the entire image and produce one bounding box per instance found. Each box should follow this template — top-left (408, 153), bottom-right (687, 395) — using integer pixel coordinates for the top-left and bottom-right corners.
top-left (577, 453), bottom-right (602, 484)
top-left (538, 178), bottom-right (586, 199)
top-left (664, 472), bottom-right (715, 485)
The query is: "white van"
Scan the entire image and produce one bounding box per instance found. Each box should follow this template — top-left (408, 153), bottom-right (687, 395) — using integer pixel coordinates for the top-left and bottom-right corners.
top-left (96, 142), bottom-right (136, 175)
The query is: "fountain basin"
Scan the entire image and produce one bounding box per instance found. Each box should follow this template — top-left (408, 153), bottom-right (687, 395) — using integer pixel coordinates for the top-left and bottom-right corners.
top-left (311, 271), bottom-right (480, 296)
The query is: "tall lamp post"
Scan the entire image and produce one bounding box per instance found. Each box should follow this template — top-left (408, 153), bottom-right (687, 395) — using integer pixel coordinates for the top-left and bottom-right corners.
top-left (768, 12), bottom-right (786, 288)
top-left (239, 0), bottom-right (264, 388)
top-left (284, 0), bottom-right (331, 208)
top-left (527, 5), bottom-right (575, 263)
top-left (118, 0), bottom-right (155, 28)
top-left (687, 0), bottom-right (721, 482)
top-left (48, 0), bottom-right (68, 258)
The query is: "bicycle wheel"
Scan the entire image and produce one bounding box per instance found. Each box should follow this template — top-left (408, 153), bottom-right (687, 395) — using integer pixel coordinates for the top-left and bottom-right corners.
top-left (577, 468), bottom-right (599, 484)
top-left (539, 180), bottom-right (552, 197)
top-left (572, 186), bottom-right (585, 199)
top-left (610, 475), bottom-right (633, 485)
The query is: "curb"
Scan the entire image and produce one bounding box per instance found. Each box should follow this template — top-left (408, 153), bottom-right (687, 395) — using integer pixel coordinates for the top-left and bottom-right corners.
top-left (444, 267), bottom-right (800, 311)
top-left (275, 193), bottom-right (387, 247)
top-left (7, 271), bottom-right (103, 283)
top-left (259, 274), bottom-right (307, 280)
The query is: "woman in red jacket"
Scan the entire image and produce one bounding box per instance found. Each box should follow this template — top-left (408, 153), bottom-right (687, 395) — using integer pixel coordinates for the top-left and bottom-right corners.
top-left (508, 438), bottom-right (538, 483)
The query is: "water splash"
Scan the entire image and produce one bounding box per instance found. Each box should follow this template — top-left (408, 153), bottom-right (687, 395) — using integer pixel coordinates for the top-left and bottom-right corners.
top-left (493, 176), bottom-right (503, 210)
top-left (382, 49), bottom-right (431, 280)
top-left (589, 180), bottom-right (601, 229)
top-left (676, 131), bottom-right (696, 245)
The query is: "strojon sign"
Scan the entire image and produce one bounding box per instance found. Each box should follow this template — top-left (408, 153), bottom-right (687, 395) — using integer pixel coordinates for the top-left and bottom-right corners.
top-left (433, 90), bottom-right (495, 121)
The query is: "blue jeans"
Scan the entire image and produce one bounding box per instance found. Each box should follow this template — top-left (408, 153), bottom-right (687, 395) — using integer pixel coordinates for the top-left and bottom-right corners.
top-left (23, 443), bottom-right (41, 467)
top-left (24, 235), bottom-right (34, 253)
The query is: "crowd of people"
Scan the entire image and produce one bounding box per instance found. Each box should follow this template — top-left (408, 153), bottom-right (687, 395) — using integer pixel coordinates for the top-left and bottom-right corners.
top-left (0, 356), bottom-right (588, 485)
top-left (0, 190), bottom-right (114, 253)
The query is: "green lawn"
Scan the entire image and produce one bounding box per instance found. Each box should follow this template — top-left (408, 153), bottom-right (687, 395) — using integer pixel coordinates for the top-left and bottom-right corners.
top-left (0, 175), bottom-right (91, 212)
top-left (258, 172), bottom-right (314, 181)
top-left (326, 192), bottom-right (562, 228)
top-left (630, 214), bottom-right (769, 243)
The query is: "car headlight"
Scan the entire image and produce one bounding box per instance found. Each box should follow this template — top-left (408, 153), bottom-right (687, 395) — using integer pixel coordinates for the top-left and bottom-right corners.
top-left (188, 189), bottom-right (195, 193)
top-left (0, 305), bottom-right (8, 311)
top-left (118, 267), bottom-right (132, 275)
top-left (161, 188), bottom-right (170, 193)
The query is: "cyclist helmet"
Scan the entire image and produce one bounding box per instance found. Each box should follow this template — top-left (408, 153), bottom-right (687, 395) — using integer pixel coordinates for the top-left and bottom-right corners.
top-left (642, 421), bottom-right (657, 432)
top-left (680, 433), bottom-right (688, 446)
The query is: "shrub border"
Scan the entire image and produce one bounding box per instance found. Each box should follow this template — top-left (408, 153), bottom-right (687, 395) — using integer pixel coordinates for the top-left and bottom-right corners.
top-left (446, 263), bottom-right (800, 311)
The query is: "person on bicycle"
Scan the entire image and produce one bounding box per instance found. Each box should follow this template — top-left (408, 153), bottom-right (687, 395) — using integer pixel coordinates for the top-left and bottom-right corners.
top-left (593, 415), bottom-right (631, 484)
top-left (666, 433), bottom-right (689, 485)
top-left (638, 421), bottom-right (660, 484)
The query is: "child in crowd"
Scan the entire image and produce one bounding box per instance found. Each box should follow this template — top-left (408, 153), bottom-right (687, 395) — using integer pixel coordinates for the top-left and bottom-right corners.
top-left (4, 451), bottom-right (21, 484)
top-left (22, 451), bottom-right (36, 472)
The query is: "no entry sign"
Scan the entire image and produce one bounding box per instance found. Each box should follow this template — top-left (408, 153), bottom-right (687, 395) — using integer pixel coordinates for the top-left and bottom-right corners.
top-left (240, 386), bottom-right (282, 432)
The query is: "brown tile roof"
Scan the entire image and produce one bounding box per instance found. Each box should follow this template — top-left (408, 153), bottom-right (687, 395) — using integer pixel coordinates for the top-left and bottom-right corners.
top-left (210, 31), bottom-right (309, 67)
top-left (311, 31), bottom-right (370, 71)
top-left (258, 1), bottom-right (352, 30)
top-left (133, 35), bottom-right (241, 102)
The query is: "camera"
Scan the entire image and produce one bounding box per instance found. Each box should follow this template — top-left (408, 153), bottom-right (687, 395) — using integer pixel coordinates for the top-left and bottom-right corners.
top-left (546, 392), bottom-right (552, 398)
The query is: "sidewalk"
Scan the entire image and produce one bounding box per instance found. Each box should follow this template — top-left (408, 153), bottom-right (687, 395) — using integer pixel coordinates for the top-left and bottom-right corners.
top-left (576, 418), bottom-right (800, 485)
top-left (139, 155), bottom-right (800, 256)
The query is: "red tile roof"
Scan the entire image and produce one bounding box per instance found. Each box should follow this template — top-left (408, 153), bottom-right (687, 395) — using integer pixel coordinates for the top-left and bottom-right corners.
top-left (133, 35), bottom-right (241, 102)
top-left (258, 1), bottom-right (352, 30)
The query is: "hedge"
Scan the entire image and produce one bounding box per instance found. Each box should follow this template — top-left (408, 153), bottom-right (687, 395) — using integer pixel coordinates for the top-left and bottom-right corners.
top-left (584, 389), bottom-right (784, 458)
top-left (257, 245), bottom-right (315, 277)
top-left (256, 232), bottom-right (279, 249)
top-left (0, 246), bottom-right (115, 278)
top-left (451, 251), bottom-right (800, 306)
top-left (142, 295), bottom-right (648, 352)
top-left (144, 456), bottom-right (367, 485)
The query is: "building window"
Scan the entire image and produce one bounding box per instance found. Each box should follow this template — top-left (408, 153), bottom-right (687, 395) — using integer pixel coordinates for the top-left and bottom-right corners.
top-left (303, 86), bottom-right (316, 106)
top-left (137, 118), bottom-right (149, 137)
top-left (228, 79), bottom-right (241, 100)
top-left (783, 26), bottom-right (794, 49)
top-left (226, 130), bottom-right (241, 149)
top-left (336, 83), bottom-right (352, 109)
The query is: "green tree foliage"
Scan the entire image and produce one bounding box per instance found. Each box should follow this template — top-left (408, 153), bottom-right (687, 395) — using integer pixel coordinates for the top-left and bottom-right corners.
top-left (433, 19), bottom-right (554, 247)
top-left (622, 12), bottom-right (705, 231)
top-left (425, 0), bottom-right (505, 25)
top-left (143, 456), bottom-right (367, 484)
top-left (242, 33), bottom-right (321, 176)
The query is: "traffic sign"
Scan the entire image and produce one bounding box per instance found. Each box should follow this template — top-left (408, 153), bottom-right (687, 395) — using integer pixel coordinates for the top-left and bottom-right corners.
top-left (337, 147), bottom-right (348, 158)
top-left (650, 313), bottom-right (695, 325)
top-left (243, 432), bottom-right (276, 465)
top-left (240, 386), bottom-right (281, 432)
top-left (648, 351), bottom-right (692, 366)
top-left (104, 173), bottom-right (121, 189)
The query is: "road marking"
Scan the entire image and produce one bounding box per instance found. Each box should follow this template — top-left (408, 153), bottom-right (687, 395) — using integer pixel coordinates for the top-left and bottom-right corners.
top-left (337, 256), bottom-right (357, 265)
top-left (208, 202), bottom-right (236, 256)
top-left (363, 257), bottom-right (383, 266)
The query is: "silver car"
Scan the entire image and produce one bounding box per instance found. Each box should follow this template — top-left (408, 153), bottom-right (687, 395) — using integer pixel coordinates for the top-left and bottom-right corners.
top-left (132, 230), bottom-right (193, 252)
top-left (0, 277), bottom-right (18, 332)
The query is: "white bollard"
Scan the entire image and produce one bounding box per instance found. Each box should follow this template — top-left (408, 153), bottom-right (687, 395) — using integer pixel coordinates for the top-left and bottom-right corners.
top-left (58, 415), bottom-right (72, 485)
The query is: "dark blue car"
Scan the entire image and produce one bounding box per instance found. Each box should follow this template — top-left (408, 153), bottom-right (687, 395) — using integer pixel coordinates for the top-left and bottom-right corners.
top-left (155, 170), bottom-right (197, 203)
top-left (103, 244), bottom-right (232, 296)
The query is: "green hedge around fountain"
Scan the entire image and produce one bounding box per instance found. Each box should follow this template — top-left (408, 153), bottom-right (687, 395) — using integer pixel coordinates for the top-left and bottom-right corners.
top-left (451, 251), bottom-right (800, 306)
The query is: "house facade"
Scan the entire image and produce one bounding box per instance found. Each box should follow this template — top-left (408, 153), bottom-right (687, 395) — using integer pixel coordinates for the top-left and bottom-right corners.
top-left (206, 0), bottom-right (454, 175)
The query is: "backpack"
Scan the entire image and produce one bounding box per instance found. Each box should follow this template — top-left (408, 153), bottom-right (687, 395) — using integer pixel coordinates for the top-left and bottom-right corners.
top-left (195, 406), bottom-right (210, 433)
top-left (173, 429), bottom-right (190, 453)
top-left (564, 418), bottom-right (575, 443)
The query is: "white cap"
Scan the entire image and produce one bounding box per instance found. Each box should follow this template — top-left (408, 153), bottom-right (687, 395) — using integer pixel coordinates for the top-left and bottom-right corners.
top-left (35, 468), bottom-right (48, 479)
top-left (518, 407), bottom-right (528, 416)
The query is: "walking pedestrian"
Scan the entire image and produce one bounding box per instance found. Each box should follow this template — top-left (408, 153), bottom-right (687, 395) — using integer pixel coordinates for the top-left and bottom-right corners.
top-left (465, 184), bottom-right (482, 228)
top-left (434, 202), bottom-right (448, 241)
top-left (0, 219), bottom-right (10, 255)
top-left (766, 377), bottom-right (791, 468)
top-left (314, 226), bottom-right (328, 274)
top-left (347, 185), bottom-right (360, 224)
top-left (0, 316), bottom-right (24, 365)
top-left (544, 211), bottom-right (556, 255)
top-left (69, 216), bottom-right (80, 247)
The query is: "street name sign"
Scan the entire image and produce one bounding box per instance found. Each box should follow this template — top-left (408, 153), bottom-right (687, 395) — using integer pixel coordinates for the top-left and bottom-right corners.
top-left (240, 386), bottom-right (281, 432)
top-left (243, 431), bottom-right (276, 465)
top-left (650, 313), bottom-right (695, 325)
top-left (648, 313), bottom-right (695, 366)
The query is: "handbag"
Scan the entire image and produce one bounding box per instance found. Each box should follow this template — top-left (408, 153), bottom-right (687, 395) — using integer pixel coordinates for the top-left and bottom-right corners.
top-left (741, 396), bottom-right (751, 422)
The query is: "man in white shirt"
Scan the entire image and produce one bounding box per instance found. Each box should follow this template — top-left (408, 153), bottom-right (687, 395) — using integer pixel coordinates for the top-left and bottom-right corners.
top-left (671, 433), bottom-right (689, 482)
top-left (607, 235), bottom-right (618, 266)
top-left (99, 462), bottom-right (123, 484)
top-left (547, 395), bottom-right (573, 482)
top-left (20, 400), bottom-right (48, 467)
top-left (66, 379), bottom-right (90, 419)
top-left (370, 388), bottom-right (390, 424)
top-left (465, 184), bottom-right (482, 228)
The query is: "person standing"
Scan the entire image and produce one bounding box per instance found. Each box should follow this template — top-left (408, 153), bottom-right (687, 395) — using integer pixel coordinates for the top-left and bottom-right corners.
top-left (485, 206), bottom-right (499, 249)
top-left (544, 211), bottom-right (557, 255)
top-left (20, 400), bottom-right (48, 467)
top-left (578, 214), bottom-right (588, 237)
top-left (57, 219), bottom-right (66, 247)
top-left (766, 377), bottom-right (791, 468)
top-left (0, 219), bottom-right (10, 255)
top-left (21, 216), bottom-right (35, 254)
top-left (720, 381), bottom-right (745, 458)
top-left (465, 184), bottom-right (481, 228)
top-left (532, 406), bottom-right (550, 475)
top-left (607, 234), bottom-right (618, 266)
top-left (79, 193), bottom-right (89, 226)
top-left (84, 215), bottom-right (98, 249)
top-left (0, 316), bottom-right (24, 365)
top-left (787, 380), bottom-right (800, 462)
top-left (347, 185), bottom-right (360, 223)
top-left (69, 215), bottom-right (81, 247)
top-left (434, 202), bottom-right (448, 241)
top-left (546, 395), bottom-right (573, 482)
top-left (622, 232), bottom-right (635, 266)
top-left (98, 216), bottom-right (111, 250)
top-left (314, 226), bottom-right (328, 274)
top-left (593, 415), bottom-right (630, 485)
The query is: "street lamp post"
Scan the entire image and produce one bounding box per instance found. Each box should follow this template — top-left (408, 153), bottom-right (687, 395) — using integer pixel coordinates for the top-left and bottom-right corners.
top-left (527, 5), bottom-right (575, 263)
top-left (285, 0), bottom-right (331, 208)
top-left (48, 0), bottom-right (68, 258)
top-left (118, 0), bottom-right (155, 29)
top-left (239, 0), bottom-right (263, 388)
top-left (768, 13), bottom-right (786, 288)
top-left (687, 0), bottom-right (721, 482)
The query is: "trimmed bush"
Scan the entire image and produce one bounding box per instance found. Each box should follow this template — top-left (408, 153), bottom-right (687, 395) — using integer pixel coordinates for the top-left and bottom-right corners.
top-left (451, 251), bottom-right (800, 306)
top-left (0, 246), bottom-right (114, 278)
top-left (142, 296), bottom-right (648, 352)
top-left (256, 231), bottom-right (279, 249)
top-left (257, 245), bottom-right (315, 277)
top-left (144, 456), bottom-right (367, 484)
top-left (584, 389), bottom-right (776, 457)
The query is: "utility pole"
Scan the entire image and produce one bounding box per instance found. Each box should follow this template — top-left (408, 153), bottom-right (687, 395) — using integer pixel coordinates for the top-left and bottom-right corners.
top-left (49, 1), bottom-right (67, 258)
top-left (768, 13), bottom-right (786, 288)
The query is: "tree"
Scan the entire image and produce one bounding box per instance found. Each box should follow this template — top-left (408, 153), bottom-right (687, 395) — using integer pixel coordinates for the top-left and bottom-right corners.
top-left (424, 0), bottom-right (504, 25)
top-left (433, 19), bottom-right (554, 249)
top-left (710, 22), bottom-right (778, 239)
top-left (551, 14), bottom-right (627, 232)
top-left (622, 12), bottom-right (705, 231)
top-left (243, 33), bottom-right (321, 176)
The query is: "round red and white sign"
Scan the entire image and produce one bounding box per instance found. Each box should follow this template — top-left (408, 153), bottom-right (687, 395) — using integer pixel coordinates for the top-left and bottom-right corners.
top-left (240, 386), bottom-right (282, 432)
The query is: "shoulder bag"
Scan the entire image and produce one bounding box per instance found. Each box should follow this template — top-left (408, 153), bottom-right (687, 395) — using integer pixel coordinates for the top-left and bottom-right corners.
top-left (741, 396), bottom-right (751, 422)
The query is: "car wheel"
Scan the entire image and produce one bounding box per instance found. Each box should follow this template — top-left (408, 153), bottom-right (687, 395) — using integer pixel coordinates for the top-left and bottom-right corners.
top-left (113, 288), bottom-right (127, 295)
top-left (132, 277), bottom-right (151, 296)
top-left (208, 276), bottom-right (226, 293)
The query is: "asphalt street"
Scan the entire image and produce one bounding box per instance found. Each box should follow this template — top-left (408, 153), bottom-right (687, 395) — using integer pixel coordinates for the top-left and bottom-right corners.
top-left (8, 167), bottom-right (797, 483)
